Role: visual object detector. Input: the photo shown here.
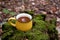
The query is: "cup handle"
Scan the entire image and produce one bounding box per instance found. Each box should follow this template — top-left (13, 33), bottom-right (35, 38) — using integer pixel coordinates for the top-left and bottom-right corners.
top-left (8, 17), bottom-right (16, 27)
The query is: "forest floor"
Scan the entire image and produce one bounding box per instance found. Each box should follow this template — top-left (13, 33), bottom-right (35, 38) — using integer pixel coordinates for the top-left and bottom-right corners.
top-left (0, 0), bottom-right (60, 40)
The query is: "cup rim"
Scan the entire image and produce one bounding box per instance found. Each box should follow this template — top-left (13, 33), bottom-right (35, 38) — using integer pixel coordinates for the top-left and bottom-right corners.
top-left (16, 13), bottom-right (32, 20)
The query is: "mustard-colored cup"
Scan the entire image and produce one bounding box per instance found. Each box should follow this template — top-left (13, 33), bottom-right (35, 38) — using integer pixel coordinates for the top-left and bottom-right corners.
top-left (8, 13), bottom-right (32, 31)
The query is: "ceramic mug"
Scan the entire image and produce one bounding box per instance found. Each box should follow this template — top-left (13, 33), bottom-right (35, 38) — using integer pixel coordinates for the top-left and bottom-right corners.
top-left (8, 13), bottom-right (32, 31)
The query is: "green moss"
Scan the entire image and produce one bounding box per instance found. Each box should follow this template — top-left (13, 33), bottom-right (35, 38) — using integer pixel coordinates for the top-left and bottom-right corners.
top-left (2, 11), bottom-right (58, 40)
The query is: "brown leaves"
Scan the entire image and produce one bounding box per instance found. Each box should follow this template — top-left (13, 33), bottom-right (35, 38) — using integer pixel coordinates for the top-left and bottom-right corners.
top-left (50, 6), bottom-right (57, 12)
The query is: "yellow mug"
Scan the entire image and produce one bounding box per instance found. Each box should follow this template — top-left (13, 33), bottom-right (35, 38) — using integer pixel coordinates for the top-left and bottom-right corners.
top-left (8, 13), bottom-right (32, 31)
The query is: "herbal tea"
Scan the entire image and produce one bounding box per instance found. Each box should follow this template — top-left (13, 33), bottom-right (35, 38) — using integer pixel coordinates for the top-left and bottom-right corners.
top-left (18, 17), bottom-right (31, 23)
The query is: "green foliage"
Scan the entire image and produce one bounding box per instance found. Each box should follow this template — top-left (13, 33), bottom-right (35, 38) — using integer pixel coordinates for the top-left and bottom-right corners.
top-left (2, 9), bottom-right (16, 16)
top-left (34, 20), bottom-right (47, 31)
top-left (46, 18), bottom-right (56, 32)
top-left (33, 14), bottom-right (47, 31)
top-left (2, 22), bottom-right (49, 40)
top-left (2, 11), bottom-right (58, 40)
top-left (2, 30), bottom-right (13, 39)
top-left (3, 9), bottom-right (10, 14)
top-left (33, 14), bottom-right (46, 21)
top-left (10, 12), bottom-right (16, 16)
top-left (45, 18), bottom-right (58, 40)
top-left (24, 11), bottom-right (34, 15)
top-left (25, 29), bottom-right (49, 40)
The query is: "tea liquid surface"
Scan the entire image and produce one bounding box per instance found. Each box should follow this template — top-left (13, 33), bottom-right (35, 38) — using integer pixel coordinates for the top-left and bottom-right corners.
top-left (18, 17), bottom-right (30, 23)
